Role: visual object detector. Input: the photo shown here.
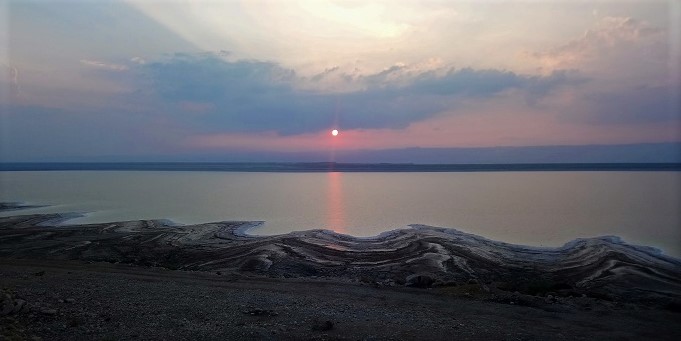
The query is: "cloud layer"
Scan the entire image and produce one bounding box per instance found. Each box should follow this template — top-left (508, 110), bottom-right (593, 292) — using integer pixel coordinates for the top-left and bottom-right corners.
top-left (138, 53), bottom-right (583, 135)
top-left (2, 2), bottom-right (679, 162)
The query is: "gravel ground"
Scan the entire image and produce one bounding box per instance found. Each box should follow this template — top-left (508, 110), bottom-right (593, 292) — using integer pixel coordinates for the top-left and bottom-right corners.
top-left (1, 258), bottom-right (680, 341)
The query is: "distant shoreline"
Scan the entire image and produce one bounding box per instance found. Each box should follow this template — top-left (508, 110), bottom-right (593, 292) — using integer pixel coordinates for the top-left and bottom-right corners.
top-left (1, 162), bottom-right (680, 172)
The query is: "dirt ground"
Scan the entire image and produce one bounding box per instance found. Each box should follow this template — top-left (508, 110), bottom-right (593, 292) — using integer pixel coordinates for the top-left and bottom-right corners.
top-left (1, 258), bottom-right (680, 341)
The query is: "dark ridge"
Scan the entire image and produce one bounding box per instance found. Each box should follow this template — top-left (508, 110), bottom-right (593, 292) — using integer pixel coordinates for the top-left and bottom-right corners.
top-left (1, 162), bottom-right (680, 172)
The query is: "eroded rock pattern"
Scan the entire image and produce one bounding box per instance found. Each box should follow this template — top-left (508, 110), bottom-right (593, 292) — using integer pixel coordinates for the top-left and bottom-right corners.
top-left (1, 213), bottom-right (680, 304)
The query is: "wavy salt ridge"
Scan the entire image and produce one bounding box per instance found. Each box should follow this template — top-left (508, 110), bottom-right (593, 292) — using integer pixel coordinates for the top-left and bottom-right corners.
top-left (1, 213), bottom-right (680, 304)
top-left (191, 219), bottom-right (674, 259)
top-left (2, 203), bottom-right (673, 257)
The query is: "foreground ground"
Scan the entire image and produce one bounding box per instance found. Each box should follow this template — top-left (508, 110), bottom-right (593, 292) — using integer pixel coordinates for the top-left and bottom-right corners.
top-left (1, 258), bottom-right (680, 341)
top-left (1, 209), bottom-right (680, 340)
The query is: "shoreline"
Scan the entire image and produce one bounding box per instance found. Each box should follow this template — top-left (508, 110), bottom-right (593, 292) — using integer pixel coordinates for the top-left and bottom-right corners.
top-left (1, 205), bottom-right (675, 258)
top-left (2, 209), bottom-right (681, 339)
top-left (2, 211), bottom-right (680, 303)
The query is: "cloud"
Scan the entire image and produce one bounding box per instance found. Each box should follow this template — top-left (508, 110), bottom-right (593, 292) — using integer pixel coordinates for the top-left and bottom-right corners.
top-left (526, 15), bottom-right (678, 126)
top-left (137, 53), bottom-right (581, 135)
top-left (406, 68), bottom-right (585, 99)
top-left (80, 59), bottom-right (129, 71)
top-left (130, 57), bottom-right (146, 65)
top-left (530, 16), bottom-right (665, 72)
top-left (310, 66), bottom-right (340, 82)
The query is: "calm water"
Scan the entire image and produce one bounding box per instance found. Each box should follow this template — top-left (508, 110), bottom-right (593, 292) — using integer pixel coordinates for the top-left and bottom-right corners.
top-left (1, 171), bottom-right (680, 257)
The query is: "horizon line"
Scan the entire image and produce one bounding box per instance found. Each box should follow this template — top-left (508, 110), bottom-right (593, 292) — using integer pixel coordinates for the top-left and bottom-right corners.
top-left (1, 162), bottom-right (680, 172)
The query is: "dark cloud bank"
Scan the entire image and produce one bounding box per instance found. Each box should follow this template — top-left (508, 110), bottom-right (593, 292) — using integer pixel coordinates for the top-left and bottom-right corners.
top-left (3, 53), bottom-right (679, 162)
top-left (140, 53), bottom-right (585, 135)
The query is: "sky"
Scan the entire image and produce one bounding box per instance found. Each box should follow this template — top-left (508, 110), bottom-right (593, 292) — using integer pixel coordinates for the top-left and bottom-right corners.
top-left (1, 0), bottom-right (680, 162)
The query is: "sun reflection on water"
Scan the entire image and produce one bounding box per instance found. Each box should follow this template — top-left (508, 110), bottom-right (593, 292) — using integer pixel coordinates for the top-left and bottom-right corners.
top-left (326, 172), bottom-right (345, 233)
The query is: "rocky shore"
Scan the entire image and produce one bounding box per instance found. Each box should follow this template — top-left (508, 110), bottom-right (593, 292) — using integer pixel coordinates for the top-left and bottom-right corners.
top-left (1, 209), bottom-right (681, 340)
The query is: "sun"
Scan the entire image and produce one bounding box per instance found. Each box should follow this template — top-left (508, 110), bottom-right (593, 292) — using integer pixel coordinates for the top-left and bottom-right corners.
top-left (331, 129), bottom-right (339, 136)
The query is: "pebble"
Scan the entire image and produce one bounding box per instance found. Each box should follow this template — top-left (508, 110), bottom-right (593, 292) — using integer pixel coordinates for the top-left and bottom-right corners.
top-left (545, 295), bottom-right (555, 304)
top-left (12, 299), bottom-right (27, 314)
top-left (41, 308), bottom-right (58, 315)
top-left (1, 294), bottom-right (15, 316)
top-left (243, 309), bottom-right (278, 316)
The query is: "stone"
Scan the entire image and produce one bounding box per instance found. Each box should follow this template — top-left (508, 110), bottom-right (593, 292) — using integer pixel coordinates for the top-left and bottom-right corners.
top-left (12, 299), bottom-right (26, 314)
top-left (40, 308), bottom-right (57, 315)
top-left (1, 293), bottom-right (14, 315)
top-left (243, 309), bottom-right (278, 316)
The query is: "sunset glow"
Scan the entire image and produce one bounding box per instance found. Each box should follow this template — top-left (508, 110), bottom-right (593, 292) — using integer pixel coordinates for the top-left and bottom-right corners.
top-left (2, 3), bottom-right (681, 338)
top-left (1, 1), bottom-right (679, 162)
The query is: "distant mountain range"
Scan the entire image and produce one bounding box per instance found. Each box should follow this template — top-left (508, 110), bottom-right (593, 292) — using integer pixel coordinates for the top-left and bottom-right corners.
top-left (321, 143), bottom-right (681, 164)
top-left (2, 142), bottom-right (680, 165)
top-left (1, 162), bottom-right (679, 172)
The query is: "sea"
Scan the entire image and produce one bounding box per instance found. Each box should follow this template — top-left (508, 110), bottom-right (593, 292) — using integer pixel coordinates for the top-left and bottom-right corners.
top-left (1, 163), bottom-right (680, 257)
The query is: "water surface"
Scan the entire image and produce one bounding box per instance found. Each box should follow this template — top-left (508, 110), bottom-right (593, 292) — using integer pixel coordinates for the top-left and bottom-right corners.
top-left (1, 171), bottom-right (679, 256)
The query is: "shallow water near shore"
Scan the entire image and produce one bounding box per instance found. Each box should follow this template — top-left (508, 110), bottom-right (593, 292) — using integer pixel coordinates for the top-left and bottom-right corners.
top-left (1, 170), bottom-right (680, 256)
